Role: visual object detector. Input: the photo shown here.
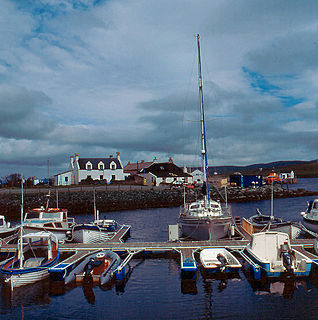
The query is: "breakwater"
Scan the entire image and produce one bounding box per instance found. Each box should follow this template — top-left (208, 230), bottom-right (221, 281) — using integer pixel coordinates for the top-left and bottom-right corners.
top-left (0, 185), bottom-right (317, 220)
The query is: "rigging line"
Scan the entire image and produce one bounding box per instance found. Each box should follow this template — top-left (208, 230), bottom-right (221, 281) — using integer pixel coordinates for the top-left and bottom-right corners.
top-left (181, 40), bottom-right (197, 169)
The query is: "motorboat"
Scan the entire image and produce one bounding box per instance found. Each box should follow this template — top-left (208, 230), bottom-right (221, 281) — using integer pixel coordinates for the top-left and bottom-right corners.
top-left (178, 34), bottom-right (232, 241)
top-left (74, 250), bottom-right (121, 286)
top-left (0, 215), bottom-right (19, 239)
top-left (248, 209), bottom-right (302, 239)
top-left (0, 231), bottom-right (60, 290)
top-left (23, 207), bottom-right (75, 242)
top-left (200, 248), bottom-right (242, 273)
top-left (301, 199), bottom-right (318, 234)
top-left (244, 231), bottom-right (312, 278)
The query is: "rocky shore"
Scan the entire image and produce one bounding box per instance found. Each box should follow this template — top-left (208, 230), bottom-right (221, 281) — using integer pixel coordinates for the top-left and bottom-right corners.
top-left (0, 185), bottom-right (317, 220)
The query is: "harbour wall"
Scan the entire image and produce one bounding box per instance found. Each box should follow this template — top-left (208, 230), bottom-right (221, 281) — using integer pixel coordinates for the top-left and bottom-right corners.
top-left (0, 185), bottom-right (317, 220)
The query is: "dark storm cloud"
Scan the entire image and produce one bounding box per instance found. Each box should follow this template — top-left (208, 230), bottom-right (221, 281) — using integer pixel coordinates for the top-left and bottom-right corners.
top-left (0, 86), bottom-right (56, 139)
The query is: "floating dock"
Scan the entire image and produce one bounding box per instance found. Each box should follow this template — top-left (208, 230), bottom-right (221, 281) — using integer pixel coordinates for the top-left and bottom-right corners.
top-left (0, 221), bottom-right (317, 280)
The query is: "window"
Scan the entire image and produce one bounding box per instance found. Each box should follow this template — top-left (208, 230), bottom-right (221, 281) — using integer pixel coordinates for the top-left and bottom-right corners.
top-left (98, 162), bottom-right (104, 170)
top-left (86, 162), bottom-right (92, 170)
top-left (111, 163), bottom-right (116, 170)
top-left (112, 174), bottom-right (116, 181)
top-left (100, 175), bottom-right (103, 180)
top-left (65, 177), bottom-right (68, 182)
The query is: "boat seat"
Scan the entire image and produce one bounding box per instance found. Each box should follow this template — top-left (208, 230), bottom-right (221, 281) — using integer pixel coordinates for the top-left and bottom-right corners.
top-left (271, 260), bottom-right (283, 270)
top-left (24, 257), bottom-right (46, 268)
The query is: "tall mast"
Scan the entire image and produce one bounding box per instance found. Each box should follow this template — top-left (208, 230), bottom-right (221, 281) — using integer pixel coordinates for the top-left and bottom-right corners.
top-left (19, 178), bottom-right (24, 269)
top-left (197, 34), bottom-right (210, 208)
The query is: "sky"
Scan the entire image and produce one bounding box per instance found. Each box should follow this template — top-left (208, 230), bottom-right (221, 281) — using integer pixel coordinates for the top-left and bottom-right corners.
top-left (1, 0), bottom-right (318, 178)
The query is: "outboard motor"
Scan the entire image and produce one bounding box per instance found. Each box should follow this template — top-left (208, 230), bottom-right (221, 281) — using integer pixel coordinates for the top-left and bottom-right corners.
top-left (280, 242), bottom-right (295, 274)
top-left (281, 252), bottom-right (293, 273)
top-left (84, 257), bottom-right (103, 279)
top-left (217, 253), bottom-right (228, 272)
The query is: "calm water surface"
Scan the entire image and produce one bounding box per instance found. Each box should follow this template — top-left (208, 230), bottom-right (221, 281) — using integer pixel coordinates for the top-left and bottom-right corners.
top-left (1, 178), bottom-right (318, 319)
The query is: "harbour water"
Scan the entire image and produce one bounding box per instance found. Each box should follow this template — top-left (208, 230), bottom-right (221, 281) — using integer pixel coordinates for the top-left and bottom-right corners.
top-left (1, 178), bottom-right (318, 319)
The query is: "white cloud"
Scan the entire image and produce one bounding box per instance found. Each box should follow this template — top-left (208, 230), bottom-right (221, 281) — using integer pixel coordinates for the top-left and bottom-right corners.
top-left (0, 0), bottom-right (318, 177)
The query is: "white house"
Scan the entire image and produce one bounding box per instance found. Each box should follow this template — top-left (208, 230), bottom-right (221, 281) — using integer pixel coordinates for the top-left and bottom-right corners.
top-left (54, 152), bottom-right (127, 186)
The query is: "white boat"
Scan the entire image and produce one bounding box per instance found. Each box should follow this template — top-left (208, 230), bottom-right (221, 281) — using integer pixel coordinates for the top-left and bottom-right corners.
top-left (244, 231), bottom-right (312, 278)
top-left (71, 190), bottom-right (129, 243)
top-left (0, 231), bottom-right (60, 290)
top-left (72, 219), bottom-right (118, 243)
top-left (23, 207), bottom-right (75, 242)
top-left (0, 215), bottom-right (19, 239)
top-left (200, 248), bottom-right (241, 273)
top-left (301, 199), bottom-right (318, 234)
top-left (178, 34), bottom-right (232, 241)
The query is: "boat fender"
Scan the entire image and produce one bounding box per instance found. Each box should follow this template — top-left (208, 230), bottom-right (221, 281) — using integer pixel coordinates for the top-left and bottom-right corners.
top-left (66, 230), bottom-right (72, 240)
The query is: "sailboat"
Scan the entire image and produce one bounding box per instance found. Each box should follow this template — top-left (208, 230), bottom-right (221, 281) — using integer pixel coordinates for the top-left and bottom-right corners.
top-left (178, 34), bottom-right (232, 241)
top-left (247, 182), bottom-right (302, 239)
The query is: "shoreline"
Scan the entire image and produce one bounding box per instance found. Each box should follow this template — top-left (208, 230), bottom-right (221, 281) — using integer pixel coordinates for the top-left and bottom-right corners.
top-left (0, 185), bottom-right (317, 220)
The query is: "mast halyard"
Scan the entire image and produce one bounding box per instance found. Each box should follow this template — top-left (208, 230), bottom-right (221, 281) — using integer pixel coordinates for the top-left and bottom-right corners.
top-left (197, 34), bottom-right (210, 208)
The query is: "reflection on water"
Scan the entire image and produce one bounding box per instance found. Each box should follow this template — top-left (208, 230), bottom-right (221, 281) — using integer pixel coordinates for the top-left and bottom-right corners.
top-left (0, 279), bottom-right (51, 311)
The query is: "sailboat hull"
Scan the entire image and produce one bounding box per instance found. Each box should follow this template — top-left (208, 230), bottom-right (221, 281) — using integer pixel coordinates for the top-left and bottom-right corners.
top-left (179, 215), bottom-right (232, 241)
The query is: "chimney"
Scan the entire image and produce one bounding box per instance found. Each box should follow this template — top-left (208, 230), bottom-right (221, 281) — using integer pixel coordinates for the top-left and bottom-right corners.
top-left (109, 155), bottom-right (113, 158)
top-left (75, 153), bottom-right (79, 162)
top-left (141, 160), bottom-right (144, 164)
top-left (116, 152), bottom-right (120, 160)
top-left (183, 166), bottom-right (188, 173)
top-left (70, 155), bottom-right (74, 169)
top-left (169, 157), bottom-right (173, 163)
top-left (153, 156), bottom-right (158, 163)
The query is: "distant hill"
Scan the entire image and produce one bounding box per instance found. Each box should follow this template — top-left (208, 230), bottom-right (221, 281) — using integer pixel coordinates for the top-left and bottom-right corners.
top-left (191, 159), bottom-right (318, 178)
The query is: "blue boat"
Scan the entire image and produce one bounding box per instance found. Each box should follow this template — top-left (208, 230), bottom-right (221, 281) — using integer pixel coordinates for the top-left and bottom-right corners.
top-left (244, 231), bottom-right (312, 278)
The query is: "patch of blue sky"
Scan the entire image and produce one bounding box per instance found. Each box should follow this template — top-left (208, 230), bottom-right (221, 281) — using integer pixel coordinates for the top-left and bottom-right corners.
top-left (12, 0), bottom-right (107, 18)
top-left (242, 67), bottom-right (304, 108)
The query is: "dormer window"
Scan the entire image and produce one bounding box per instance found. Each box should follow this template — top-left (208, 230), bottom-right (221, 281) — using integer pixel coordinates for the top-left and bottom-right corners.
top-left (98, 162), bottom-right (104, 170)
top-left (86, 162), bottom-right (92, 170)
top-left (110, 161), bottom-right (116, 170)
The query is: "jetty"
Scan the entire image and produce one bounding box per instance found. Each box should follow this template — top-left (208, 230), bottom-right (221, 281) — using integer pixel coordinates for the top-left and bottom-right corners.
top-left (0, 225), bottom-right (317, 281)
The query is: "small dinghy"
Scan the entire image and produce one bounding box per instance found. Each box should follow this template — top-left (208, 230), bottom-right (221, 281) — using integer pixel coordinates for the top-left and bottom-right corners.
top-left (75, 250), bottom-right (121, 286)
top-left (244, 231), bottom-right (312, 278)
top-left (200, 248), bottom-right (242, 273)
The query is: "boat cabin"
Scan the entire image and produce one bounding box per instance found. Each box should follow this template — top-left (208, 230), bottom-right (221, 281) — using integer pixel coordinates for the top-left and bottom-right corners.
top-left (24, 207), bottom-right (74, 229)
top-left (186, 200), bottom-right (222, 217)
top-left (25, 207), bottom-right (68, 222)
